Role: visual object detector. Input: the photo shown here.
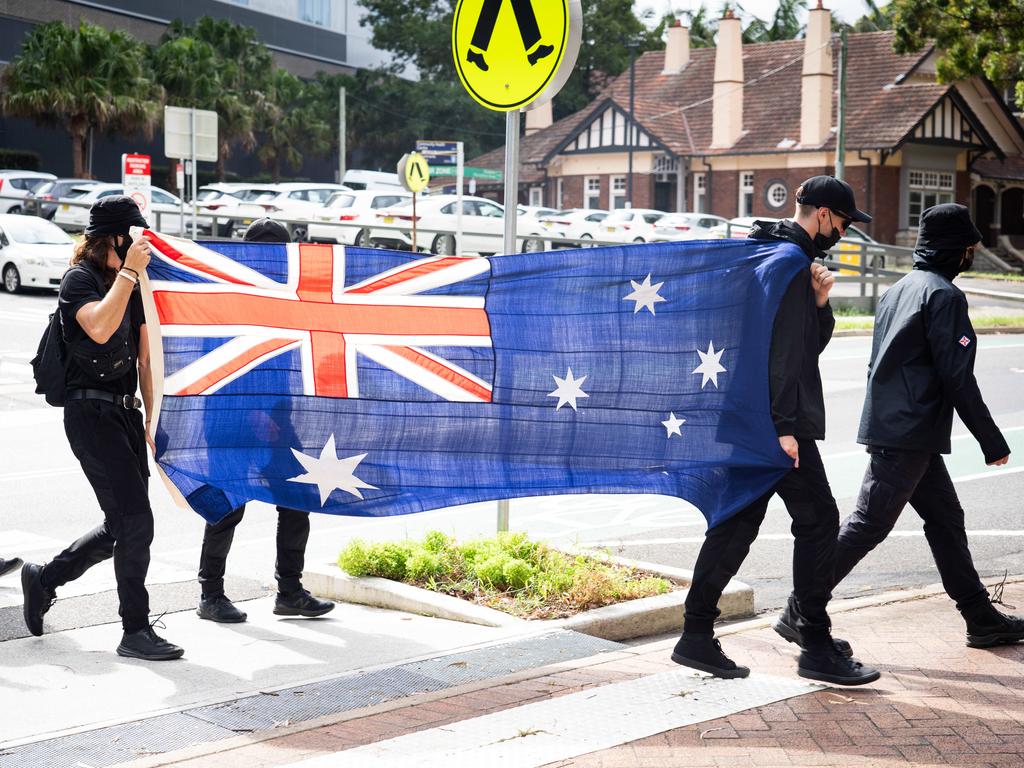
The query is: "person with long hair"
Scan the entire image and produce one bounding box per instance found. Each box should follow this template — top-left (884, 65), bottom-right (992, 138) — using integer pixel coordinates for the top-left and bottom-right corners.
top-left (20, 196), bottom-right (183, 661)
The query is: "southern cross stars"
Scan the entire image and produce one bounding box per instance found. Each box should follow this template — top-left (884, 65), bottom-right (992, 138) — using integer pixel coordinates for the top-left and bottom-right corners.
top-left (692, 341), bottom-right (727, 389)
top-left (662, 412), bottom-right (686, 438)
top-left (548, 367), bottom-right (589, 411)
top-left (288, 434), bottom-right (377, 505)
top-left (623, 273), bottom-right (666, 315)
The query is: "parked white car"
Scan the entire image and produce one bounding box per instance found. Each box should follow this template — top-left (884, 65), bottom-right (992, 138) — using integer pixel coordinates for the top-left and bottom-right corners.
top-left (53, 183), bottom-right (186, 234)
top-left (194, 183), bottom-right (248, 236)
top-left (0, 214), bottom-right (74, 293)
top-left (598, 208), bottom-right (669, 243)
top-left (307, 189), bottom-right (413, 246)
top-left (536, 208), bottom-right (610, 247)
top-left (706, 216), bottom-right (764, 239)
top-left (226, 183), bottom-right (350, 241)
top-left (370, 195), bottom-right (546, 255)
top-left (0, 171), bottom-right (56, 214)
top-left (650, 213), bottom-right (728, 242)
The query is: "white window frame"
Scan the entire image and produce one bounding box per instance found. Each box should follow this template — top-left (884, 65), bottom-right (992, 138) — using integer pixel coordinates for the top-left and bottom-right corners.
top-left (529, 186), bottom-right (543, 207)
top-left (738, 171), bottom-right (754, 218)
top-left (556, 178), bottom-right (564, 209)
top-left (610, 175), bottom-right (626, 210)
top-left (584, 176), bottom-right (601, 209)
top-left (907, 169), bottom-right (955, 228)
top-left (693, 172), bottom-right (706, 214)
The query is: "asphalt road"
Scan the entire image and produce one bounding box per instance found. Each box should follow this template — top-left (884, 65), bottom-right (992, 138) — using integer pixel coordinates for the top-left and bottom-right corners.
top-left (1, 283), bottom-right (1022, 638)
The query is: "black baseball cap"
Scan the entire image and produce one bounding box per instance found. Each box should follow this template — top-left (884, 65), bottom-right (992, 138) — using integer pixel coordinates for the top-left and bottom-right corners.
top-left (84, 195), bottom-right (149, 236)
top-left (243, 218), bottom-right (291, 243)
top-left (796, 176), bottom-right (872, 223)
top-left (915, 203), bottom-right (982, 251)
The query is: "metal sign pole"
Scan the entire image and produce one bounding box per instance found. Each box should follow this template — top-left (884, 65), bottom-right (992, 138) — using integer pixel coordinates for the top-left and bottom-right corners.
top-left (339, 87), bottom-right (347, 184)
top-left (412, 191), bottom-right (417, 252)
top-left (497, 110), bottom-right (521, 534)
top-left (190, 108), bottom-right (198, 239)
top-left (456, 141), bottom-right (464, 256)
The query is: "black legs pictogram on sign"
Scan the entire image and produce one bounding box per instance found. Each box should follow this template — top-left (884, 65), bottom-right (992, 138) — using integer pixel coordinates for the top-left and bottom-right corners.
top-left (467, 0), bottom-right (554, 72)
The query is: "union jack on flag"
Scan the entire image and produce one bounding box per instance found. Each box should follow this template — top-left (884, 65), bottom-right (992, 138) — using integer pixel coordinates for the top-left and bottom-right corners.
top-left (145, 231), bottom-right (494, 403)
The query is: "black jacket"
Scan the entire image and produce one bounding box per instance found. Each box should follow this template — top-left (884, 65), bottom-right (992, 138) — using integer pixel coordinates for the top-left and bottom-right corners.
top-left (749, 220), bottom-right (835, 440)
top-left (857, 251), bottom-right (1009, 462)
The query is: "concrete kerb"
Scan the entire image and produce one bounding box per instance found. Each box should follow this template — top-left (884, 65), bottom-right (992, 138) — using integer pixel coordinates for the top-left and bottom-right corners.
top-left (302, 552), bottom-right (754, 643)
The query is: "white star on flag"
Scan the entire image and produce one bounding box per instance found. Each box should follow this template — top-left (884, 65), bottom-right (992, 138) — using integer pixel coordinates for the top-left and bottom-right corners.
top-left (623, 273), bottom-right (666, 315)
top-left (548, 367), bottom-right (589, 411)
top-left (288, 434), bottom-right (377, 505)
top-left (662, 412), bottom-right (686, 438)
top-left (692, 341), bottom-right (727, 389)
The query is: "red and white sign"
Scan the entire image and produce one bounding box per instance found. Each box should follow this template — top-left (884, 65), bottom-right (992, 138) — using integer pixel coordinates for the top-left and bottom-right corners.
top-left (122, 153), bottom-right (152, 221)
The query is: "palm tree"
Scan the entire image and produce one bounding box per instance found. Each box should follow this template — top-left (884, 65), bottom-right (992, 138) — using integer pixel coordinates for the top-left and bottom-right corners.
top-left (1, 21), bottom-right (162, 177)
top-left (256, 69), bottom-right (330, 182)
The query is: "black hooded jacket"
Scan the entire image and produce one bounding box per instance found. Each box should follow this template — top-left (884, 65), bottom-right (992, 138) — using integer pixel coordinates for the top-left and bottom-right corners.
top-left (749, 219), bottom-right (835, 440)
top-left (857, 249), bottom-right (1008, 462)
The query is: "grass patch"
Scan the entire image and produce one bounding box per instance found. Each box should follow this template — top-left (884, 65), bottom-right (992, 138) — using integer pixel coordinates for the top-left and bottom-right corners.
top-left (836, 313), bottom-right (1024, 332)
top-left (337, 530), bottom-right (673, 620)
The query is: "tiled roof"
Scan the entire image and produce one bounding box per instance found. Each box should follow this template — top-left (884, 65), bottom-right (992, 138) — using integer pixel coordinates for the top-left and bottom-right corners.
top-left (973, 156), bottom-right (1024, 182)
top-left (470, 31), bottom-right (960, 173)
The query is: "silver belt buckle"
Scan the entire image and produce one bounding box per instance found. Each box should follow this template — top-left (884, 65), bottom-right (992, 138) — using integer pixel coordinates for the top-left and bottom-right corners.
top-left (121, 394), bottom-right (141, 410)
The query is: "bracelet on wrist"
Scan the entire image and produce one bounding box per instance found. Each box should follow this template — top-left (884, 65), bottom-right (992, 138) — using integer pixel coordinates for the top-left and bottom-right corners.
top-left (116, 270), bottom-right (137, 285)
top-left (121, 266), bottom-right (139, 278)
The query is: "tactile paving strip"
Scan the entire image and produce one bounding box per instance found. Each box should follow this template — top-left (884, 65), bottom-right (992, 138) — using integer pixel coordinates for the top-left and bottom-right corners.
top-left (0, 630), bottom-right (622, 768)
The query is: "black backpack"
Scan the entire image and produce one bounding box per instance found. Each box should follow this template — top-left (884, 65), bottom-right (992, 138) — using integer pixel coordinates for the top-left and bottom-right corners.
top-left (31, 307), bottom-right (71, 407)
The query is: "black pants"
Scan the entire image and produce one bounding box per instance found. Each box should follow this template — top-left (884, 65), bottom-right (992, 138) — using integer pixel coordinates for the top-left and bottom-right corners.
top-left (198, 504), bottom-right (310, 597)
top-left (833, 449), bottom-right (988, 612)
top-left (684, 438), bottom-right (839, 645)
top-left (42, 400), bottom-right (153, 633)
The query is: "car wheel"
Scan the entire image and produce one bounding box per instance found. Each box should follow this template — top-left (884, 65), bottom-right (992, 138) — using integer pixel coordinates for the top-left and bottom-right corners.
top-left (354, 228), bottom-right (370, 247)
top-left (522, 237), bottom-right (544, 253)
top-left (291, 225), bottom-right (308, 242)
top-left (633, 237), bottom-right (645, 244)
top-left (432, 234), bottom-right (455, 256)
top-left (579, 233), bottom-right (594, 248)
top-left (3, 263), bottom-right (21, 293)
top-left (216, 221), bottom-right (233, 238)
top-left (8, 206), bottom-right (21, 215)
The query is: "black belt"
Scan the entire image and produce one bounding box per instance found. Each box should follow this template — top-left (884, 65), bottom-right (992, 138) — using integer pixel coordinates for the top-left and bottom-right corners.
top-left (66, 389), bottom-right (142, 410)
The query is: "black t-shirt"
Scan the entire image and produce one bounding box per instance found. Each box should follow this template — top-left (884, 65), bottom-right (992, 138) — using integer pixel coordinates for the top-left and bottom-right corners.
top-left (58, 264), bottom-right (144, 396)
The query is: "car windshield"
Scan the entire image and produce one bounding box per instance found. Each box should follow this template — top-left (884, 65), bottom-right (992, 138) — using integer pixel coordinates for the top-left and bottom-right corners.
top-left (327, 193), bottom-right (356, 208)
top-left (64, 187), bottom-right (94, 200)
top-left (197, 189), bottom-right (227, 201)
top-left (606, 211), bottom-right (634, 222)
top-left (33, 181), bottom-right (56, 196)
top-left (3, 216), bottom-right (72, 244)
top-left (250, 190), bottom-right (279, 202)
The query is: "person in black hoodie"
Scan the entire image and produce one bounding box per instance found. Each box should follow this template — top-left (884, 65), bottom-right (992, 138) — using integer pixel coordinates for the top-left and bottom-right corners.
top-left (818, 203), bottom-right (1022, 647)
top-left (671, 176), bottom-right (881, 686)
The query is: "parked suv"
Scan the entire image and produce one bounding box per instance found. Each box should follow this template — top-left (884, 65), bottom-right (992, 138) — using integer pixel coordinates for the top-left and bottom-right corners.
top-left (23, 178), bottom-right (99, 219)
top-left (0, 171), bottom-right (56, 214)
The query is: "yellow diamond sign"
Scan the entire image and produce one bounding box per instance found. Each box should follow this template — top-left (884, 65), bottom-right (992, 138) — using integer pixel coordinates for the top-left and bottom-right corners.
top-left (452, 0), bottom-right (580, 112)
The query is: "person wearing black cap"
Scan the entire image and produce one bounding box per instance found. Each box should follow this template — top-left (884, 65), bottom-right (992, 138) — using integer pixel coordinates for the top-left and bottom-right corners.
top-left (195, 218), bottom-right (335, 624)
top-left (821, 203), bottom-right (1022, 647)
top-left (20, 196), bottom-right (184, 661)
top-left (673, 176), bottom-right (881, 686)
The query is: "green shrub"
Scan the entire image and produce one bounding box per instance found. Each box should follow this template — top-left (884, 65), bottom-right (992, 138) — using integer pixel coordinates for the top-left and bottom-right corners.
top-left (422, 530), bottom-right (452, 553)
top-left (337, 539), bottom-right (373, 576)
top-left (0, 149), bottom-right (40, 171)
top-left (406, 549), bottom-right (447, 581)
top-left (364, 541), bottom-right (414, 581)
top-left (501, 557), bottom-right (534, 591)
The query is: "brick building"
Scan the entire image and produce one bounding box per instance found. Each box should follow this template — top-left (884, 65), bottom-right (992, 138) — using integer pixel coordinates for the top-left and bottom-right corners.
top-left (472, 5), bottom-right (1024, 247)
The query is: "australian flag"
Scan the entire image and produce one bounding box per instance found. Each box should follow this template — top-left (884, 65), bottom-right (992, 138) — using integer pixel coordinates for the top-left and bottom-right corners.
top-left (142, 231), bottom-right (806, 527)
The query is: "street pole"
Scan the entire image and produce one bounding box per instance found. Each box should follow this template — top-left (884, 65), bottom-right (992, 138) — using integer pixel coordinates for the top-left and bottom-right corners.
top-left (456, 141), bottom-right (464, 255)
top-left (627, 42), bottom-right (636, 209)
top-left (190, 108), bottom-right (198, 239)
top-left (834, 28), bottom-right (847, 181)
top-left (339, 86), bottom-right (347, 185)
top-left (497, 109), bottom-right (521, 533)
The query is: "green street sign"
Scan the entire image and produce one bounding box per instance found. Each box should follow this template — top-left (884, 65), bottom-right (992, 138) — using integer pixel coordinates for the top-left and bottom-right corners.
top-left (429, 165), bottom-right (503, 181)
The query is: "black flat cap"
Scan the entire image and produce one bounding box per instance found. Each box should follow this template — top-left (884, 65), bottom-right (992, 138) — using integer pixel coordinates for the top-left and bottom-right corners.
top-left (915, 203), bottom-right (983, 251)
top-left (243, 218), bottom-right (291, 243)
top-left (796, 175), bottom-right (872, 223)
top-left (84, 195), bottom-right (149, 236)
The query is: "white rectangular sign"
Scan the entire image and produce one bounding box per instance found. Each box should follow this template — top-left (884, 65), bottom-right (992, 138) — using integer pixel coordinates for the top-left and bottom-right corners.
top-left (122, 153), bottom-right (152, 221)
top-left (164, 105), bottom-right (218, 162)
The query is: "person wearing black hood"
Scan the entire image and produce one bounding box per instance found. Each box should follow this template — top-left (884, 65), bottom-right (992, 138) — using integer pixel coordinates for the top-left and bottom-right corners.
top-left (20, 196), bottom-right (184, 661)
top-left (822, 203), bottom-right (1022, 647)
top-left (194, 218), bottom-right (335, 624)
top-left (672, 176), bottom-right (881, 686)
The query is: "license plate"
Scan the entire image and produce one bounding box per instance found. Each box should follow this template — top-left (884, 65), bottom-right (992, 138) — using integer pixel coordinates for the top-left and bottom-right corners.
top-left (544, 222), bottom-right (553, 229)
top-left (242, 219), bottom-right (252, 225)
top-left (383, 216), bottom-right (394, 224)
top-left (605, 227), bottom-right (615, 232)
top-left (61, 204), bottom-right (70, 211)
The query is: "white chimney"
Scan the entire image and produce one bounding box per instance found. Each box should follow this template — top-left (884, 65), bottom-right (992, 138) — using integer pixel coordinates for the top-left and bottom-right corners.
top-left (800, 1), bottom-right (833, 147)
top-left (711, 9), bottom-right (743, 148)
top-left (526, 100), bottom-right (553, 135)
top-left (662, 20), bottom-right (690, 74)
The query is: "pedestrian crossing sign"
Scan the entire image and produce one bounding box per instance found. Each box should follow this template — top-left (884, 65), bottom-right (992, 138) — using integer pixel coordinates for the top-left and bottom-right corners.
top-left (398, 151), bottom-right (431, 193)
top-left (452, 0), bottom-right (580, 111)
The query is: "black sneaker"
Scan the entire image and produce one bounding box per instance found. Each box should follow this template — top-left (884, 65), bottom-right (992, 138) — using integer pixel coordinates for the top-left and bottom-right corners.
top-left (773, 604), bottom-right (853, 658)
top-left (966, 607), bottom-right (1024, 648)
top-left (21, 562), bottom-right (56, 637)
top-left (798, 648), bottom-right (880, 686)
top-left (0, 557), bottom-right (23, 578)
top-left (116, 626), bottom-right (184, 661)
top-left (670, 633), bottom-right (750, 679)
top-left (197, 594), bottom-right (247, 623)
top-left (273, 589), bottom-right (335, 617)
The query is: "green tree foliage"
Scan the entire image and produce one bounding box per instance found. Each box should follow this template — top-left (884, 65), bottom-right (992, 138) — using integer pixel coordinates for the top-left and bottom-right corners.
top-left (256, 69), bottom-right (331, 181)
top-left (890, 0), bottom-right (1024, 105)
top-left (851, 0), bottom-right (894, 32)
top-left (0, 21), bottom-right (162, 177)
top-left (742, 0), bottom-right (807, 44)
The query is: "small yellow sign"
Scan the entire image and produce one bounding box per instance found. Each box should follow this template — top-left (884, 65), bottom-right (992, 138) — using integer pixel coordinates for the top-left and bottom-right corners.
top-left (399, 152), bottom-right (430, 193)
top-left (452, 0), bottom-right (570, 112)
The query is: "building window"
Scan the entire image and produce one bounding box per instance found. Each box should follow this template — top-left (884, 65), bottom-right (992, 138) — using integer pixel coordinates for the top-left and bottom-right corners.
top-left (765, 180), bottom-right (788, 210)
top-left (610, 175), bottom-right (626, 210)
top-left (738, 171), bottom-right (754, 217)
top-left (529, 186), bottom-right (543, 207)
top-left (298, 0), bottom-right (331, 27)
top-left (585, 176), bottom-right (601, 209)
top-left (908, 169), bottom-right (954, 227)
top-left (556, 178), bottom-right (564, 208)
top-left (693, 173), bottom-right (706, 213)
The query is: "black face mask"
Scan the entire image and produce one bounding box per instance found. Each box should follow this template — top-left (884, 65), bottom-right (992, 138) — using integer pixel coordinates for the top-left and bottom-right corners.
top-left (813, 211), bottom-right (843, 252)
top-left (960, 247), bottom-right (975, 274)
top-left (113, 235), bottom-right (131, 265)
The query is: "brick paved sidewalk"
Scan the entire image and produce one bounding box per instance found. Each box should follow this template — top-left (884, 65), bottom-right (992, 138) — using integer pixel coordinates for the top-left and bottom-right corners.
top-left (126, 582), bottom-right (1024, 768)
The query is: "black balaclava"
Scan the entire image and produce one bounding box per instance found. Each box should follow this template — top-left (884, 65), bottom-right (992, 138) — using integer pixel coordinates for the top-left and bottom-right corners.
top-left (912, 204), bottom-right (983, 280)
